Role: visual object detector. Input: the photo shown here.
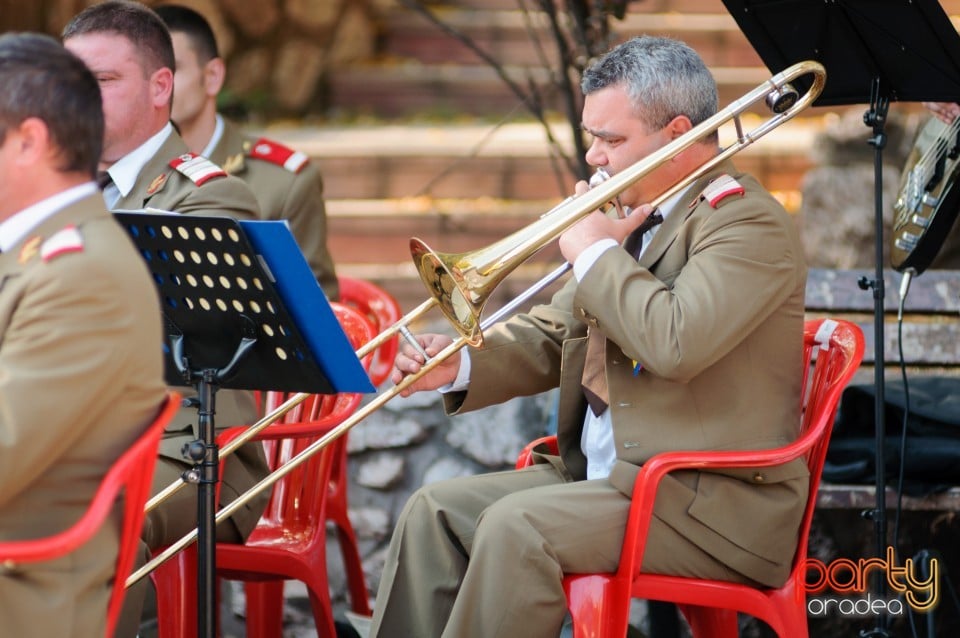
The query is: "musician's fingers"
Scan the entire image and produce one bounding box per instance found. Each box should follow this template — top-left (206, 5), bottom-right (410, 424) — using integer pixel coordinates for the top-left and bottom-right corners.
top-left (923, 101), bottom-right (960, 124)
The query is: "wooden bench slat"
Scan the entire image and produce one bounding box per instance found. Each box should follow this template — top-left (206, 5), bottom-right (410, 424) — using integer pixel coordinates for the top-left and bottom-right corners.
top-left (817, 483), bottom-right (960, 512)
top-left (805, 268), bottom-right (960, 315)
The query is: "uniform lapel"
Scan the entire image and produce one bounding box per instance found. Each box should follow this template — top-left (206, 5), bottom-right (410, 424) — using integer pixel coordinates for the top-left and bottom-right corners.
top-left (114, 133), bottom-right (185, 210)
top-left (212, 120), bottom-right (248, 176)
top-left (637, 160), bottom-right (738, 269)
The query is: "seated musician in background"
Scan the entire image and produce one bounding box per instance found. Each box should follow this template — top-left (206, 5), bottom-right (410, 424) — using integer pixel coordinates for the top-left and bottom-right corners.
top-left (373, 35), bottom-right (809, 638)
top-left (155, 3), bottom-right (340, 300)
top-left (0, 32), bottom-right (167, 638)
top-left (61, 2), bottom-right (270, 635)
top-left (913, 100), bottom-right (960, 270)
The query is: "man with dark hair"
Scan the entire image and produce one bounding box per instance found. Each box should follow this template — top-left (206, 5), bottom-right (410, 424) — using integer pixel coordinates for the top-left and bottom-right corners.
top-left (62, 3), bottom-right (271, 635)
top-left (375, 35), bottom-right (808, 638)
top-left (155, 3), bottom-right (340, 299)
top-left (0, 32), bottom-right (167, 638)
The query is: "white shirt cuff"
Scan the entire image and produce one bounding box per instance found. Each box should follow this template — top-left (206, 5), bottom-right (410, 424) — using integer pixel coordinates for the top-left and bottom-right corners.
top-left (573, 239), bottom-right (619, 281)
top-left (439, 348), bottom-right (472, 393)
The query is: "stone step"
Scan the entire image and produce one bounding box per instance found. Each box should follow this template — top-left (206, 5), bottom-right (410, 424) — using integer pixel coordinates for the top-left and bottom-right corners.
top-left (328, 60), bottom-right (802, 120)
top-left (266, 118), bottom-right (820, 203)
top-left (329, 1), bottom-right (960, 119)
top-left (329, 4), bottom-right (765, 119)
top-left (380, 9), bottom-right (764, 69)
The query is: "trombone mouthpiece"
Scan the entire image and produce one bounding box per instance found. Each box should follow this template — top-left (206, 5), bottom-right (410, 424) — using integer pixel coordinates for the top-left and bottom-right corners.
top-left (589, 168), bottom-right (610, 187)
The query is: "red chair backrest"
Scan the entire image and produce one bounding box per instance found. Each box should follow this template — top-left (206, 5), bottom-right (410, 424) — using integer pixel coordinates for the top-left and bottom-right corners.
top-left (337, 276), bottom-right (402, 388)
top-left (791, 318), bottom-right (865, 567)
top-left (241, 302), bottom-right (376, 531)
top-left (0, 392), bottom-right (180, 638)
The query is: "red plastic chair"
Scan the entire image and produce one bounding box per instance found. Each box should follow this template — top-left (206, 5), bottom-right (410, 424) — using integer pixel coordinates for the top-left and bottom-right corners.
top-left (0, 392), bottom-right (180, 638)
top-left (334, 276), bottom-right (402, 617)
top-left (516, 318), bottom-right (865, 638)
top-left (337, 275), bottom-right (402, 388)
top-left (152, 303), bottom-right (375, 638)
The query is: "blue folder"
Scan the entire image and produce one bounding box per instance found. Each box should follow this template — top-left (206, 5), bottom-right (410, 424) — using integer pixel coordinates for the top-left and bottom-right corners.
top-left (240, 220), bottom-right (374, 394)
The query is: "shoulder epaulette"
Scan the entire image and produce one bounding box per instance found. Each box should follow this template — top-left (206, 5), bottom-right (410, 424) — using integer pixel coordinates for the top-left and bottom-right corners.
top-left (40, 225), bottom-right (84, 262)
top-left (169, 153), bottom-right (228, 186)
top-left (699, 174), bottom-right (745, 208)
top-left (245, 137), bottom-right (309, 174)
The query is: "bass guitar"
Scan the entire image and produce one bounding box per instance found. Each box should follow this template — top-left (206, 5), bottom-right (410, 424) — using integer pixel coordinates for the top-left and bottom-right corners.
top-left (891, 115), bottom-right (960, 273)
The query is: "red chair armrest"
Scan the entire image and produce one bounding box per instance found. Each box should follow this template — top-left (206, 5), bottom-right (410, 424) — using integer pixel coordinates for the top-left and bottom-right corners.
top-left (515, 434), bottom-right (559, 469)
top-left (619, 423), bottom-right (826, 583)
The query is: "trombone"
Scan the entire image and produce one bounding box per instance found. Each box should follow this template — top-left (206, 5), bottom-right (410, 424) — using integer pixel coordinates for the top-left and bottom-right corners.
top-left (127, 59), bottom-right (826, 587)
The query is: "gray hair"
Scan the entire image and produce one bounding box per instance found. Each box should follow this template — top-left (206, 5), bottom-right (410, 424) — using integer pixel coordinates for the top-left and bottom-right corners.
top-left (581, 36), bottom-right (718, 132)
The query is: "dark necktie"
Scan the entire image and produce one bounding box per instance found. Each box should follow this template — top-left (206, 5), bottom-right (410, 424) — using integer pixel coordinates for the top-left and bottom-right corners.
top-left (581, 210), bottom-right (665, 416)
top-left (97, 171), bottom-right (119, 208)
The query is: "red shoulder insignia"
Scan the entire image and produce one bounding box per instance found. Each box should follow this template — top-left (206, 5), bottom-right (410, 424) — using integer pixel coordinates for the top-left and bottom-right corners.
top-left (700, 174), bottom-right (745, 208)
top-left (246, 137), bottom-right (309, 174)
top-left (169, 153), bottom-right (228, 186)
top-left (40, 225), bottom-right (84, 262)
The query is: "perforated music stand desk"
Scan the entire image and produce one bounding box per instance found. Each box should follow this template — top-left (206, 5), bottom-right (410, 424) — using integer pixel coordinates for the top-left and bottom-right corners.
top-left (115, 210), bottom-right (373, 638)
top-left (721, 2), bottom-right (960, 636)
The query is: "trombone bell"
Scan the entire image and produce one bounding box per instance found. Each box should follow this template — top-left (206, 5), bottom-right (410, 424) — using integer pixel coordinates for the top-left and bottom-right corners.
top-left (410, 238), bottom-right (486, 347)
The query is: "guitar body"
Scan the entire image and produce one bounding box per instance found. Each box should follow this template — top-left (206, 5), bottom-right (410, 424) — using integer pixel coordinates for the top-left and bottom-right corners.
top-left (891, 116), bottom-right (960, 273)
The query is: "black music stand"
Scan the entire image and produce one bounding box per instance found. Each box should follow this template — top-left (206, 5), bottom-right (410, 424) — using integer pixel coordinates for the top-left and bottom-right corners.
top-left (721, 1), bottom-right (960, 635)
top-left (115, 210), bottom-right (373, 638)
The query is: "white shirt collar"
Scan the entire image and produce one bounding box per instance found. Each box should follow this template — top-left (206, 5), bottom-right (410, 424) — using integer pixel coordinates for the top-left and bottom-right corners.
top-left (104, 122), bottom-right (175, 199)
top-left (201, 114), bottom-right (225, 159)
top-left (0, 182), bottom-right (98, 252)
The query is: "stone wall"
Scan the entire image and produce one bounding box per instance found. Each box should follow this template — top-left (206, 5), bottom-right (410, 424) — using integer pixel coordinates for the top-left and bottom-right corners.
top-left (0, 0), bottom-right (388, 119)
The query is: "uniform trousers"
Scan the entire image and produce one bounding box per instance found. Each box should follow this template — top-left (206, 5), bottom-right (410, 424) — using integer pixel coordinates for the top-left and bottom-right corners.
top-left (369, 462), bottom-right (750, 638)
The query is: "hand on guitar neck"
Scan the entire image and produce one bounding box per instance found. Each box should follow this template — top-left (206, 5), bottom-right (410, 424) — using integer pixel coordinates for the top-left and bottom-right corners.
top-left (922, 101), bottom-right (960, 125)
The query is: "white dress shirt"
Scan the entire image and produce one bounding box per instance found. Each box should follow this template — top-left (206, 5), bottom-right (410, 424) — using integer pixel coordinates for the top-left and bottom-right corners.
top-left (200, 114), bottom-right (225, 159)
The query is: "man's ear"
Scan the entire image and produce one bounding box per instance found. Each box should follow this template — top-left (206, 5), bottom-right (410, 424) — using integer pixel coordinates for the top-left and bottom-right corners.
top-left (11, 118), bottom-right (51, 167)
top-left (152, 66), bottom-right (175, 109)
top-left (204, 57), bottom-right (226, 97)
top-left (665, 115), bottom-right (694, 140)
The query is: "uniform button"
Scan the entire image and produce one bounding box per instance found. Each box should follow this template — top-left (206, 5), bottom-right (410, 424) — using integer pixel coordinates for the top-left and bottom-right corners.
top-left (753, 472), bottom-right (765, 482)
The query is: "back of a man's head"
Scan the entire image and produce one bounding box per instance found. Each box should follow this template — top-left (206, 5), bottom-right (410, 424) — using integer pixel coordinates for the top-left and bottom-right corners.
top-left (0, 32), bottom-right (103, 177)
top-left (62, 0), bottom-right (175, 75)
top-left (154, 4), bottom-right (219, 64)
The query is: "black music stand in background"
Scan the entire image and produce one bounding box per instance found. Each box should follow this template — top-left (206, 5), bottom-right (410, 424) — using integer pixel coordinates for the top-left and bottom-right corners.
top-left (115, 210), bottom-right (374, 638)
top-left (720, 1), bottom-right (960, 636)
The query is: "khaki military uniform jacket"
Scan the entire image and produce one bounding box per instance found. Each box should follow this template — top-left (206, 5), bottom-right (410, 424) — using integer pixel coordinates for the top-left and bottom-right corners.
top-left (445, 161), bottom-right (809, 588)
top-left (208, 120), bottom-right (339, 299)
top-left (112, 130), bottom-right (269, 545)
top-left (0, 193), bottom-right (167, 638)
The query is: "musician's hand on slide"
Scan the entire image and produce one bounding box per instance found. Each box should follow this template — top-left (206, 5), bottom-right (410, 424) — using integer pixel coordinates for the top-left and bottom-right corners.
top-left (391, 333), bottom-right (460, 396)
top-left (559, 203), bottom-right (656, 263)
top-left (923, 101), bottom-right (960, 124)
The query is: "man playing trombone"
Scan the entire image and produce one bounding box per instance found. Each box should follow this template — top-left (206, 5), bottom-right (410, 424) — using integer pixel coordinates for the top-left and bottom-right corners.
top-left (375, 35), bottom-right (809, 637)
